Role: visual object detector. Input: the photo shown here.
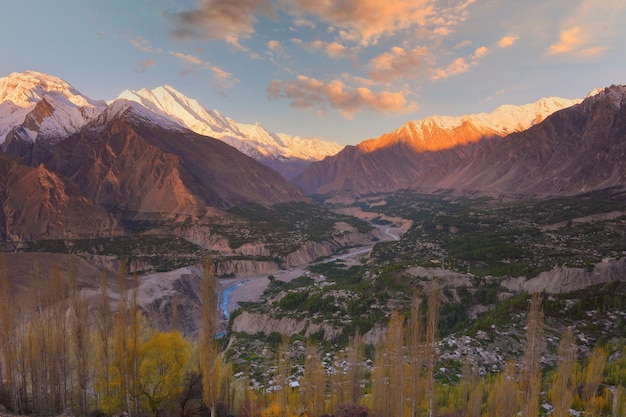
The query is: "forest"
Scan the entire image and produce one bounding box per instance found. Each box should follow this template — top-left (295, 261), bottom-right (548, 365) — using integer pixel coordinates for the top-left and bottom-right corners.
top-left (0, 256), bottom-right (625, 417)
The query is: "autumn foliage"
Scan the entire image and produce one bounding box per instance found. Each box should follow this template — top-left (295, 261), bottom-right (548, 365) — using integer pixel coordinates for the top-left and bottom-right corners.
top-left (0, 255), bottom-right (625, 417)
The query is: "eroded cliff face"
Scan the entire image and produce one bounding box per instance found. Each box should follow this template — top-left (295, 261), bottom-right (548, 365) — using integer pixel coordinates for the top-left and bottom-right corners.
top-left (231, 311), bottom-right (343, 341)
top-left (502, 258), bottom-right (626, 294)
top-left (176, 220), bottom-right (382, 278)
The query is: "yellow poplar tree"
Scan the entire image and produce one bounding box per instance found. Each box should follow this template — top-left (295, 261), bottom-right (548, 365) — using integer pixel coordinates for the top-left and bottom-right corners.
top-left (550, 327), bottom-right (577, 417)
top-left (518, 293), bottom-right (544, 417)
top-left (583, 346), bottom-right (608, 417)
top-left (138, 331), bottom-right (192, 417)
top-left (302, 343), bottom-right (326, 417)
top-left (200, 258), bottom-right (220, 417)
top-left (425, 288), bottom-right (440, 417)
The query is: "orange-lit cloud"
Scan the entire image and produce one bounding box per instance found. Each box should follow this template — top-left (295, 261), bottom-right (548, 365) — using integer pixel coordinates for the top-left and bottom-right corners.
top-left (268, 75), bottom-right (416, 118)
top-left (326, 42), bottom-right (347, 58)
top-left (431, 57), bottom-right (470, 80)
top-left (473, 46), bottom-right (488, 58)
top-left (290, 38), bottom-right (351, 58)
top-left (288, 0), bottom-right (434, 45)
top-left (211, 66), bottom-right (239, 89)
top-left (548, 27), bottom-right (607, 58)
top-left (547, 0), bottom-right (626, 58)
top-left (368, 46), bottom-right (429, 83)
top-left (498, 35), bottom-right (518, 48)
top-left (548, 26), bottom-right (584, 55)
top-left (171, 0), bottom-right (273, 45)
top-left (127, 35), bottom-right (163, 54)
top-left (268, 40), bottom-right (282, 51)
top-left (169, 51), bottom-right (205, 66)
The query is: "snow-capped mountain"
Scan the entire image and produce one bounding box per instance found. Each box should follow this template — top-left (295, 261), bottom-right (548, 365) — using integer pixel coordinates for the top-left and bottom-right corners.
top-left (118, 85), bottom-right (343, 178)
top-left (0, 71), bottom-right (105, 144)
top-left (295, 93), bottom-right (590, 194)
top-left (359, 96), bottom-right (583, 153)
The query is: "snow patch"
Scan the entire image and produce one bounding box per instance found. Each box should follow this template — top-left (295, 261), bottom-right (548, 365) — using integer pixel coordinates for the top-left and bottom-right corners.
top-left (118, 85), bottom-right (343, 161)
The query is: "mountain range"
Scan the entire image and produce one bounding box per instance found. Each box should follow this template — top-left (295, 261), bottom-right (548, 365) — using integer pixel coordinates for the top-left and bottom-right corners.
top-left (294, 86), bottom-right (626, 197)
top-left (118, 85), bottom-right (343, 179)
top-left (0, 71), bottom-right (311, 244)
top-left (1, 70), bottom-right (625, 244)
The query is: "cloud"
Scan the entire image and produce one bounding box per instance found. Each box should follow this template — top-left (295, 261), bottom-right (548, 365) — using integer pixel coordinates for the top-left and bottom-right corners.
top-left (211, 66), bottom-right (239, 89)
top-left (268, 75), bottom-right (416, 118)
top-left (127, 35), bottom-right (162, 54)
top-left (326, 42), bottom-right (347, 58)
top-left (498, 35), bottom-right (518, 48)
top-left (368, 46), bottom-right (429, 83)
top-left (290, 38), bottom-right (352, 58)
top-left (547, 0), bottom-right (626, 58)
top-left (171, 0), bottom-right (274, 46)
top-left (288, 0), bottom-right (435, 45)
top-left (473, 46), bottom-right (488, 58)
top-left (134, 59), bottom-right (156, 74)
top-left (429, 43), bottom-right (488, 81)
top-left (169, 51), bottom-right (206, 66)
top-left (548, 26), bottom-right (584, 55)
top-left (431, 57), bottom-right (470, 80)
top-left (268, 40), bottom-right (283, 52)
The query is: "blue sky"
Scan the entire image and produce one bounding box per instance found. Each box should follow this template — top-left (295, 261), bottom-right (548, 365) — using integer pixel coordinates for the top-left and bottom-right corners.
top-left (1, 0), bottom-right (625, 145)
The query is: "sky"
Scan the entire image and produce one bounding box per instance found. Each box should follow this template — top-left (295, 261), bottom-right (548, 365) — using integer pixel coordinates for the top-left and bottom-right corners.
top-left (1, 0), bottom-right (625, 146)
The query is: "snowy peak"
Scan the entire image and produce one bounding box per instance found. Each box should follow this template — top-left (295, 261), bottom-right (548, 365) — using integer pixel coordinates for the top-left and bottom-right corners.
top-left (360, 96), bottom-right (581, 153)
top-left (0, 71), bottom-right (105, 144)
top-left (118, 85), bottom-right (343, 164)
top-left (90, 98), bottom-right (185, 133)
top-left (0, 70), bottom-right (96, 108)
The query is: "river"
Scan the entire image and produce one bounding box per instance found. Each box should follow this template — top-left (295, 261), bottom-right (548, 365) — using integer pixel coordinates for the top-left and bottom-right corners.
top-left (218, 223), bottom-right (403, 321)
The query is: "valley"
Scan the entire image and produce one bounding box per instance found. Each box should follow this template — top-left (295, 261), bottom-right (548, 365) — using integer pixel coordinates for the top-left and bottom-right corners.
top-left (1, 70), bottom-right (626, 417)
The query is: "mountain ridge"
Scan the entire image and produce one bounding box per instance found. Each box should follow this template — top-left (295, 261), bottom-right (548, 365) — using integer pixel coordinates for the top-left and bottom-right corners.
top-left (293, 88), bottom-right (624, 197)
top-left (118, 85), bottom-right (343, 179)
top-left (0, 71), bottom-right (343, 180)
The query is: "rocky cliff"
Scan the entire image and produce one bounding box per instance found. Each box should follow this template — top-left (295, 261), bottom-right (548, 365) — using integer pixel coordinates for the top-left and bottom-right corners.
top-left (0, 153), bottom-right (122, 245)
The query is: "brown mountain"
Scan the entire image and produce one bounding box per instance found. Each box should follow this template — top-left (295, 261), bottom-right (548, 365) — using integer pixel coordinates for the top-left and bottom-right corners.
top-left (45, 101), bottom-right (309, 217)
top-left (0, 153), bottom-right (121, 246)
top-left (294, 86), bottom-right (626, 197)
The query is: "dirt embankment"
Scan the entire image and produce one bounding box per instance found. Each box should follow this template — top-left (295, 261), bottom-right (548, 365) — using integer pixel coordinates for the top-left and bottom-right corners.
top-left (502, 258), bottom-right (626, 294)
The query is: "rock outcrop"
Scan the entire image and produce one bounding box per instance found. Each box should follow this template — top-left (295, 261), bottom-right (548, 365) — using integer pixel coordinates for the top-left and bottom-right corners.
top-left (231, 310), bottom-right (343, 340)
top-left (0, 153), bottom-right (122, 245)
top-left (502, 258), bottom-right (626, 294)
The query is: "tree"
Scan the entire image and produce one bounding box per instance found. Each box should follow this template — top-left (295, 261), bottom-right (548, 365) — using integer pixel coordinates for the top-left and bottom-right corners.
top-left (200, 258), bottom-right (220, 417)
top-left (518, 293), bottom-right (544, 417)
top-left (406, 292), bottom-right (424, 417)
top-left (345, 330), bottom-right (364, 405)
top-left (550, 327), bottom-right (577, 417)
top-left (372, 311), bottom-right (404, 417)
top-left (583, 346), bottom-right (608, 417)
top-left (486, 361), bottom-right (516, 417)
top-left (113, 260), bottom-right (131, 414)
top-left (0, 255), bottom-right (19, 412)
top-left (69, 257), bottom-right (91, 417)
top-left (129, 271), bottom-right (142, 415)
top-left (425, 288), bottom-right (440, 417)
top-left (95, 269), bottom-right (114, 412)
top-left (275, 337), bottom-right (291, 417)
top-left (137, 331), bottom-right (192, 417)
top-left (302, 343), bottom-right (326, 417)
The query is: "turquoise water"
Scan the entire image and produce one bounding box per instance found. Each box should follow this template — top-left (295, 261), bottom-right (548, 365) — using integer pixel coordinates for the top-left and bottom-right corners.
top-left (220, 281), bottom-right (245, 319)
top-left (216, 280), bottom-right (247, 338)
